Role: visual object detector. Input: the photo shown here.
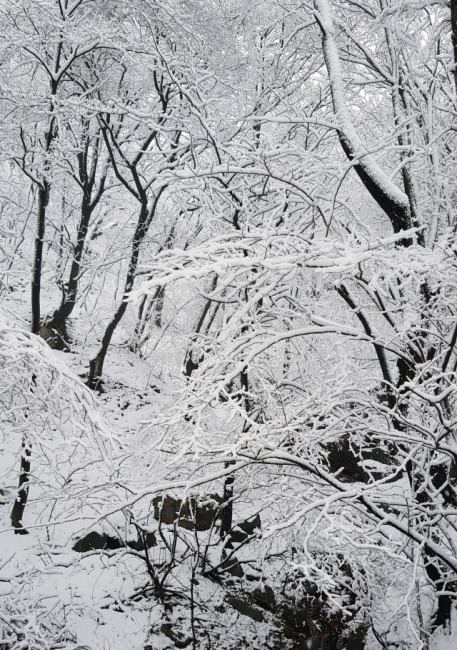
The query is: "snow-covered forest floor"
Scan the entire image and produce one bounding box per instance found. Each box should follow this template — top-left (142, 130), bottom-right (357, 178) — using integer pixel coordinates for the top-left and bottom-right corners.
top-left (1, 314), bottom-right (456, 649)
top-left (0, 328), bottom-right (360, 650)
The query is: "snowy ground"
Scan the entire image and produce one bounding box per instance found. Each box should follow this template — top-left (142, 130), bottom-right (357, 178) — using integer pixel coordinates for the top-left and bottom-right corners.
top-left (0, 332), bottom-right (456, 649)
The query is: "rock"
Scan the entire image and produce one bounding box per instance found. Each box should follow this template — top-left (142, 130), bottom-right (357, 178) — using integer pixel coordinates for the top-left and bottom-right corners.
top-left (326, 433), bottom-right (394, 484)
top-left (39, 323), bottom-right (70, 351)
top-left (160, 623), bottom-right (192, 648)
top-left (282, 603), bottom-right (312, 639)
top-left (72, 530), bottom-right (156, 553)
top-left (127, 532), bottom-right (157, 550)
top-left (245, 568), bottom-right (262, 582)
top-left (152, 494), bottom-right (222, 531)
top-left (343, 624), bottom-right (369, 650)
top-left (226, 596), bottom-right (264, 622)
top-left (326, 435), bottom-right (370, 483)
top-left (224, 558), bottom-right (244, 578)
top-left (73, 532), bottom-right (122, 552)
top-left (253, 585), bottom-right (275, 611)
top-left (280, 595), bottom-right (368, 650)
top-left (227, 514), bottom-right (261, 545)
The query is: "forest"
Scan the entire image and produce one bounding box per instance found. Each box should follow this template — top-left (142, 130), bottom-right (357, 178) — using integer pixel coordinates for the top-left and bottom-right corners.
top-left (1, 0), bottom-right (457, 648)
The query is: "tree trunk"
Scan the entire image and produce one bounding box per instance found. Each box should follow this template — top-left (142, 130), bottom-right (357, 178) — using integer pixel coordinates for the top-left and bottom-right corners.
top-left (32, 182), bottom-right (50, 335)
top-left (219, 466), bottom-right (235, 553)
top-left (87, 193), bottom-right (163, 388)
top-left (49, 197), bottom-right (93, 346)
top-left (451, 0), bottom-right (457, 93)
top-left (314, 0), bottom-right (412, 237)
top-left (10, 436), bottom-right (32, 534)
top-left (87, 298), bottom-right (130, 390)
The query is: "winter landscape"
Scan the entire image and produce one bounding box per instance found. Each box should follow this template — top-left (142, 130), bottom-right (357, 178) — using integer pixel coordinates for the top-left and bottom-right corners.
top-left (1, 0), bottom-right (457, 648)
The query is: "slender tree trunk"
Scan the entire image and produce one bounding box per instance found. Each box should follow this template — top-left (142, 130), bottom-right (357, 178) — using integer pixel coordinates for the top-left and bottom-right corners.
top-left (49, 197), bottom-right (93, 343)
top-left (88, 234), bottom-right (143, 388)
top-left (184, 276), bottom-right (219, 378)
top-left (219, 468), bottom-right (235, 543)
top-left (314, 0), bottom-right (412, 236)
top-left (88, 191), bottom-right (164, 388)
top-left (31, 182), bottom-right (50, 335)
top-left (451, 0), bottom-right (457, 93)
top-left (30, 73), bottom-right (58, 335)
top-left (153, 287), bottom-right (165, 328)
top-left (381, 3), bottom-right (423, 243)
top-left (22, 178), bottom-right (49, 533)
top-left (90, 107), bottom-right (179, 384)
top-left (131, 220), bottom-right (179, 352)
top-left (10, 436), bottom-right (32, 534)
top-left (49, 132), bottom-right (108, 346)
top-left (88, 299), bottom-right (130, 389)
top-left (15, 62), bottom-right (58, 535)
top-left (131, 288), bottom-right (158, 354)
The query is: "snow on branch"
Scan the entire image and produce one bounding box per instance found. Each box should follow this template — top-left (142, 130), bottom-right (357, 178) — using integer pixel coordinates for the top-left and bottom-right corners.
top-left (0, 321), bottom-right (119, 526)
top-left (314, 0), bottom-right (412, 234)
top-left (130, 228), bottom-right (421, 300)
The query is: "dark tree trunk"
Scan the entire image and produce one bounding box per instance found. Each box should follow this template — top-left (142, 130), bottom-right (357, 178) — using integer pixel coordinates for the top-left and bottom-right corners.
top-left (88, 298), bottom-right (130, 390)
top-left (88, 192), bottom-right (164, 389)
top-left (338, 136), bottom-right (412, 237)
top-left (183, 276), bottom-right (219, 378)
top-left (30, 76), bottom-right (58, 335)
top-left (425, 551), bottom-right (455, 631)
top-left (49, 132), bottom-right (108, 347)
top-left (219, 466), bottom-right (235, 544)
top-left (451, 0), bottom-right (457, 93)
top-left (10, 436), bottom-right (32, 534)
top-left (32, 182), bottom-right (50, 335)
top-left (48, 198), bottom-right (94, 350)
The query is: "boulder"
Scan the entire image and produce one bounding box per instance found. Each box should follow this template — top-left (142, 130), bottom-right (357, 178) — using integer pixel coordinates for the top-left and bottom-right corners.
top-left (226, 595), bottom-right (264, 622)
top-left (72, 530), bottom-right (156, 553)
top-left (152, 494), bottom-right (222, 531)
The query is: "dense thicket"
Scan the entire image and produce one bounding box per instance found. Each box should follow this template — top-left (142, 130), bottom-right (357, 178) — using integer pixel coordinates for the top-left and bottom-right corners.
top-left (1, 0), bottom-right (457, 648)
